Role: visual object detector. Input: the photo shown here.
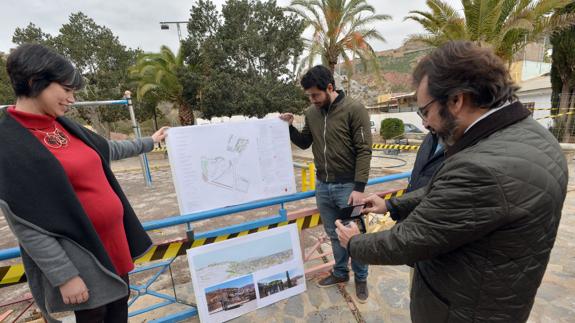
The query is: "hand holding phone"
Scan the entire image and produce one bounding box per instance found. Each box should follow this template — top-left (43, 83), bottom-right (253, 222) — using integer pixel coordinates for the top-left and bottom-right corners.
top-left (338, 204), bottom-right (367, 233)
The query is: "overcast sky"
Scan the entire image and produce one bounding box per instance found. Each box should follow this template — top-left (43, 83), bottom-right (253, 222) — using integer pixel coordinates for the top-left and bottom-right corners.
top-left (0, 0), bottom-right (463, 54)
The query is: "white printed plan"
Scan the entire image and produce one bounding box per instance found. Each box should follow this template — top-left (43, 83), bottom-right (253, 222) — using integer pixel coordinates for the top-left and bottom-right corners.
top-left (166, 118), bottom-right (297, 214)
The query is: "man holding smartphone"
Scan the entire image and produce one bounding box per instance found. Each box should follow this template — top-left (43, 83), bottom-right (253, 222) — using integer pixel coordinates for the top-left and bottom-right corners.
top-left (335, 41), bottom-right (568, 322)
top-left (280, 65), bottom-right (372, 303)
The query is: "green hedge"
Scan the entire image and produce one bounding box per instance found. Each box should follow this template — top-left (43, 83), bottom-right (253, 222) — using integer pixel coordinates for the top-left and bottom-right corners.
top-left (380, 118), bottom-right (404, 139)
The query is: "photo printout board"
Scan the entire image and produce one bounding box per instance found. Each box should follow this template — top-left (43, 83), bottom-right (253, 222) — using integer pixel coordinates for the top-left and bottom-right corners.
top-left (187, 224), bottom-right (306, 322)
top-left (166, 118), bottom-right (296, 214)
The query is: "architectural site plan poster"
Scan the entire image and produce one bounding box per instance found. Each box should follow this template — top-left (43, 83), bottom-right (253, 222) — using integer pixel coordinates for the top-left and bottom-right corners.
top-left (166, 118), bottom-right (297, 214)
top-left (186, 224), bottom-right (306, 322)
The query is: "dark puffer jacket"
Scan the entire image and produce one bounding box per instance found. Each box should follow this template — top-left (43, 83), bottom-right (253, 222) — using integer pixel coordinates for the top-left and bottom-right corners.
top-left (348, 102), bottom-right (568, 323)
top-left (407, 132), bottom-right (444, 192)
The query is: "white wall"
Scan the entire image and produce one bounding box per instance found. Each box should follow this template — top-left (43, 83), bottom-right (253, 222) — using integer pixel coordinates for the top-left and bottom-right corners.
top-left (517, 90), bottom-right (553, 129)
top-left (196, 113), bottom-right (280, 125)
top-left (521, 61), bottom-right (551, 81)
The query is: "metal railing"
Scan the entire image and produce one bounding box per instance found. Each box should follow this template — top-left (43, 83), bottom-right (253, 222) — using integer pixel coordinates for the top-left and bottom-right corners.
top-left (0, 172), bottom-right (411, 322)
top-left (2, 96), bottom-right (153, 186)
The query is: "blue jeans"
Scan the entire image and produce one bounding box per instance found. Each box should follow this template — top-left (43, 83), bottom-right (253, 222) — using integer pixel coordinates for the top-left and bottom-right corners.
top-left (315, 180), bottom-right (368, 281)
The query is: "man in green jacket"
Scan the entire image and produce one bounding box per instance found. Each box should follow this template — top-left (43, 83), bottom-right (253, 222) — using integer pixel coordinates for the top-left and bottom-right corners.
top-left (280, 65), bottom-right (372, 303)
top-left (336, 41), bottom-right (568, 322)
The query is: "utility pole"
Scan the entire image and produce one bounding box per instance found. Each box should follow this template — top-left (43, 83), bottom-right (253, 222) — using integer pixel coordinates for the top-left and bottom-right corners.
top-left (159, 21), bottom-right (189, 42)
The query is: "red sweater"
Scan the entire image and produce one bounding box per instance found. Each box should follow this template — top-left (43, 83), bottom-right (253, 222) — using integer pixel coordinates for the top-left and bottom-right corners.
top-left (8, 107), bottom-right (134, 275)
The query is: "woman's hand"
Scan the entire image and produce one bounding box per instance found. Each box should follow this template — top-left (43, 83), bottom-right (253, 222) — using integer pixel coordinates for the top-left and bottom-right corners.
top-left (59, 276), bottom-right (89, 305)
top-left (151, 126), bottom-right (170, 143)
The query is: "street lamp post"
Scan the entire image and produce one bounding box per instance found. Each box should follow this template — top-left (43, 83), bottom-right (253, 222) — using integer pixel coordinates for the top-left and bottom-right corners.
top-left (159, 21), bottom-right (189, 41)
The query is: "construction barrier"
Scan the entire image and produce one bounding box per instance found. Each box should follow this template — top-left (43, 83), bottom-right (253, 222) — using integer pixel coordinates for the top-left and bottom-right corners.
top-left (0, 264), bottom-right (25, 288)
top-left (529, 108), bottom-right (560, 111)
top-left (536, 111), bottom-right (575, 121)
top-left (0, 189), bottom-right (406, 288)
top-left (300, 163), bottom-right (316, 192)
top-left (372, 143), bottom-right (419, 151)
top-left (134, 212), bottom-right (323, 264)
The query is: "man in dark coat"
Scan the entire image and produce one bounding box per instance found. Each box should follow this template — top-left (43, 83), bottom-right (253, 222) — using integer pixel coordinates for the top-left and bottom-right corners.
top-left (409, 99), bottom-right (445, 194)
top-left (335, 41), bottom-right (568, 323)
top-left (407, 131), bottom-right (444, 192)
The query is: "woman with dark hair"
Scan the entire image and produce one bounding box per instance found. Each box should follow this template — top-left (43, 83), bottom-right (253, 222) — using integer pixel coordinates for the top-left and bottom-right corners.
top-left (0, 43), bottom-right (167, 322)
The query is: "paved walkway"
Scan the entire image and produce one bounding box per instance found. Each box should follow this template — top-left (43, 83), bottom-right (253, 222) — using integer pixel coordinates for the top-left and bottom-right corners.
top-left (125, 190), bottom-right (574, 323)
top-left (116, 149), bottom-right (575, 323)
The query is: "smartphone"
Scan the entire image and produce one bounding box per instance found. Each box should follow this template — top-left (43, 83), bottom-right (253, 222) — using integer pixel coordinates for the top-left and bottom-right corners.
top-left (339, 204), bottom-right (365, 219)
top-left (338, 204), bottom-right (367, 233)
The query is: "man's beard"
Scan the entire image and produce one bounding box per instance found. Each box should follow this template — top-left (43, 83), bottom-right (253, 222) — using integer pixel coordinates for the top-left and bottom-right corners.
top-left (315, 95), bottom-right (331, 110)
top-left (435, 104), bottom-right (458, 146)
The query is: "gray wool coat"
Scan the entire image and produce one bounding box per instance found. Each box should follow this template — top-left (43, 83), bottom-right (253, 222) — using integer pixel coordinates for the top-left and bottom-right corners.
top-left (0, 137), bottom-right (154, 322)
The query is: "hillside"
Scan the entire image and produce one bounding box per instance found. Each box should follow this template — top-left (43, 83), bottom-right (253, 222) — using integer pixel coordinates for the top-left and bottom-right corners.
top-left (335, 42), bottom-right (431, 105)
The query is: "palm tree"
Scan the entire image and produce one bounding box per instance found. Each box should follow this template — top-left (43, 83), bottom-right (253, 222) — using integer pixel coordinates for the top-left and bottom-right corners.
top-left (405, 0), bottom-right (575, 64)
top-left (130, 45), bottom-right (194, 125)
top-left (287, 0), bottom-right (391, 74)
top-left (551, 2), bottom-right (575, 142)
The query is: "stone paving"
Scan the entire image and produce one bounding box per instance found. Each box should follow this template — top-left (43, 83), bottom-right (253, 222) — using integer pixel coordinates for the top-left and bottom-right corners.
top-left (1, 147), bottom-right (574, 322)
top-left (123, 149), bottom-right (575, 323)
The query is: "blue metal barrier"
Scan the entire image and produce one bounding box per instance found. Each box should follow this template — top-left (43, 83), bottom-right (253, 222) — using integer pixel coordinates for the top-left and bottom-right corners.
top-left (0, 171), bottom-right (409, 261)
top-left (0, 247), bottom-right (19, 261)
top-left (142, 171), bottom-right (411, 232)
top-left (71, 99), bottom-right (129, 106)
top-left (0, 171), bottom-right (411, 322)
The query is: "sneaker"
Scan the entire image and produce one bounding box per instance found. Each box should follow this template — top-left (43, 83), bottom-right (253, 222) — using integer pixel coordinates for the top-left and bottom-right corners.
top-left (355, 280), bottom-right (368, 303)
top-left (316, 273), bottom-right (349, 288)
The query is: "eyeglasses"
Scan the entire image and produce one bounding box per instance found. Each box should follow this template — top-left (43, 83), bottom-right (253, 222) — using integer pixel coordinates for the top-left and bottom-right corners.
top-left (416, 98), bottom-right (437, 120)
top-left (305, 91), bottom-right (324, 100)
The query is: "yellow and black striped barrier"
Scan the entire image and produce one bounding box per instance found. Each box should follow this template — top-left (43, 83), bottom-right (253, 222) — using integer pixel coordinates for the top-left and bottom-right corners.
top-left (0, 263), bottom-right (26, 287)
top-left (0, 213), bottom-right (322, 287)
top-left (372, 143), bottom-right (419, 151)
top-left (528, 108), bottom-right (561, 111)
top-left (0, 189), bottom-right (405, 287)
top-left (155, 144), bottom-right (420, 153)
top-left (134, 212), bottom-right (323, 264)
top-left (152, 146), bottom-right (168, 153)
top-left (536, 111), bottom-right (575, 121)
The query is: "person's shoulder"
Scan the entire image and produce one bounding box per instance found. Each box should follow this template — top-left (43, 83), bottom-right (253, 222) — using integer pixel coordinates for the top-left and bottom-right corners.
top-left (438, 153), bottom-right (497, 186)
top-left (342, 96), bottom-right (367, 111)
top-left (304, 105), bottom-right (315, 113)
top-left (303, 105), bottom-right (320, 117)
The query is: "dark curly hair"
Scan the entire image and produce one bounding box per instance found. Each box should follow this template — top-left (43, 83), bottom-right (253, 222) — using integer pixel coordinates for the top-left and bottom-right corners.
top-left (300, 65), bottom-right (335, 91)
top-left (413, 41), bottom-right (518, 109)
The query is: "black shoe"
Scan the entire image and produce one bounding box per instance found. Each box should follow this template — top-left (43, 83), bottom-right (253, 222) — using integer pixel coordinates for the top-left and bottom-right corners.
top-left (316, 273), bottom-right (349, 288)
top-left (355, 280), bottom-right (368, 303)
